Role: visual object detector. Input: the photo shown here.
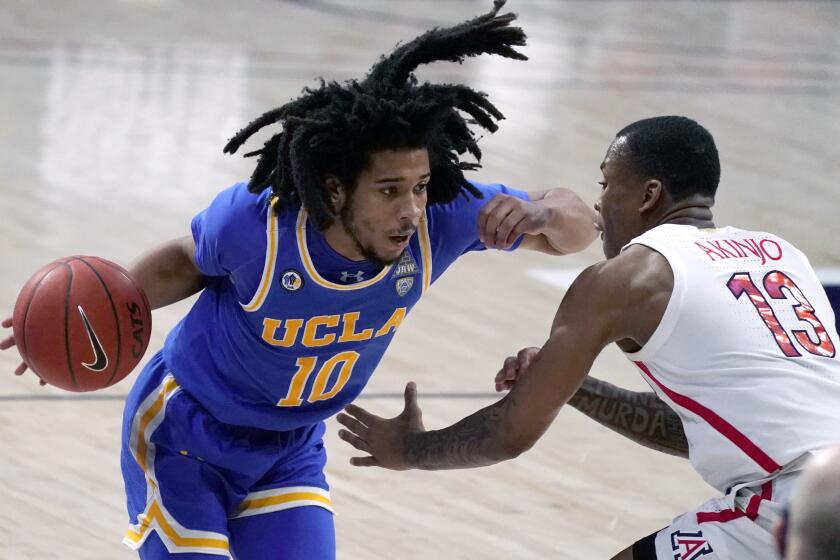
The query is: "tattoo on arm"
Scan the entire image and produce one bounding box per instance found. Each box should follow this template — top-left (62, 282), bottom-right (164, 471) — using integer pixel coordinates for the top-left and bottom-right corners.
top-left (567, 377), bottom-right (689, 458)
top-left (404, 395), bottom-right (516, 471)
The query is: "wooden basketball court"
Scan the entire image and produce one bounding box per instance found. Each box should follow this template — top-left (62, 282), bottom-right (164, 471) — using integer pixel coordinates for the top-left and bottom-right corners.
top-left (1, 1), bottom-right (838, 558)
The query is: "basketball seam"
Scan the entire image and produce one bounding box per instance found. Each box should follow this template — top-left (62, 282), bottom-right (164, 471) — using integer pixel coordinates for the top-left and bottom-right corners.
top-left (76, 257), bottom-right (123, 386)
top-left (88, 256), bottom-right (152, 379)
top-left (88, 257), bottom-right (151, 313)
top-left (18, 263), bottom-right (62, 363)
top-left (61, 262), bottom-right (81, 391)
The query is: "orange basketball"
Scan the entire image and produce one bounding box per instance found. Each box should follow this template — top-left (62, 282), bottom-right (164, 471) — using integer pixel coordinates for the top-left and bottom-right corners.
top-left (12, 256), bottom-right (152, 391)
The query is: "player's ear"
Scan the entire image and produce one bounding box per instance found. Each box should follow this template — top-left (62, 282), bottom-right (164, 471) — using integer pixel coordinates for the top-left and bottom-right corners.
top-left (639, 179), bottom-right (664, 214)
top-left (324, 175), bottom-right (346, 213)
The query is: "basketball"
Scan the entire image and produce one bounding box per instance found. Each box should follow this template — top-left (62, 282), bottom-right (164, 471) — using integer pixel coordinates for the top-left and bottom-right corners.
top-left (12, 256), bottom-right (152, 392)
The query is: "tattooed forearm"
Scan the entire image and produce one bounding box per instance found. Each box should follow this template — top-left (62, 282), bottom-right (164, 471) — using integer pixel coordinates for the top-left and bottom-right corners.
top-left (404, 396), bottom-right (518, 470)
top-left (567, 376), bottom-right (689, 458)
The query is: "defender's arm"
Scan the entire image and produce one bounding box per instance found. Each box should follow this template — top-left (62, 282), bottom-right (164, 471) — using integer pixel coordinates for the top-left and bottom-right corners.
top-left (496, 349), bottom-right (689, 458)
top-left (568, 377), bottom-right (689, 458)
top-left (338, 247), bottom-right (673, 470)
top-left (399, 265), bottom-right (615, 469)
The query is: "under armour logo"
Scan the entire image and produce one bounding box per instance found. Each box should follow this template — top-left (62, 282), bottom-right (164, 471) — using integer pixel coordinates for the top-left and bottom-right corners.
top-left (340, 271), bottom-right (365, 283)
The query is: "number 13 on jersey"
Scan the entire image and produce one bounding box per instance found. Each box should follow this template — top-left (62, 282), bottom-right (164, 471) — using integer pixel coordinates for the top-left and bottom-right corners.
top-left (727, 270), bottom-right (836, 358)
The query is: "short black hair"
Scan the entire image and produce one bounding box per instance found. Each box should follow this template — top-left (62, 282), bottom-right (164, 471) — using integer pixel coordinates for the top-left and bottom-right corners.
top-left (223, 0), bottom-right (527, 230)
top-left (614, 116), bottom-right (720, 201)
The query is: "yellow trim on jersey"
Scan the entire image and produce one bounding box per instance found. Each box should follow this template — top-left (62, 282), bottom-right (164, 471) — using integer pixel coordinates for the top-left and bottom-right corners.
top-left (418, 211), bottom-right (432, 294)
top-left (123, 501), bottom-right (230, 556)
top-left (123, 375), bottom-right (231, 556)
top-left (233, 486), bottom-right (333, 519)
top-left (295, 209), bottom-right (393, 291)
top-left (130, 375), bottom-right (180, 489)
top-left (241, 198), bottom-right (280, 312)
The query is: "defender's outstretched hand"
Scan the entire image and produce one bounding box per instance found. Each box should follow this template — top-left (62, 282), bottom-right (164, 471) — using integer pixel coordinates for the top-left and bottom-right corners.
top-left (0, 316), bottom-right (44, 385)
top-left (494, 346), bottom-right (539, 392)
top-left (337, 382), bottom-right (425, 470)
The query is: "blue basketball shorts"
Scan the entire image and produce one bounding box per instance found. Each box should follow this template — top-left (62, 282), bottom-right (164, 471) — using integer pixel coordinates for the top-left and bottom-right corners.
top-left (120, 352), bottom-right (334, 559)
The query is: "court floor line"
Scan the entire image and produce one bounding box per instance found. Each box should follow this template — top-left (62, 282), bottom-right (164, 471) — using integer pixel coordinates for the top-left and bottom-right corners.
top-left (0, 392), bottom-right (499, 402)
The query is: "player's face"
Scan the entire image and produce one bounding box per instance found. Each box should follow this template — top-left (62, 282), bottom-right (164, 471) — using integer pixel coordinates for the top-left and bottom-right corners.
top-left (595, 138), bottom-right (646, 259)
top-left (340, 147), bottom-right (430, 265)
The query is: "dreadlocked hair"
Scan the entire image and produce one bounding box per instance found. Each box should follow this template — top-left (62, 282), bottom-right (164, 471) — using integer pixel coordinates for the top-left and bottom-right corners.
top-left (223, 0), bottom-right (527, 230)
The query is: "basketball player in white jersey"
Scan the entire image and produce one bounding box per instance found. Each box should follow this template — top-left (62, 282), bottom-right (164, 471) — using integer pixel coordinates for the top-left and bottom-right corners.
top-left (335, 116), bottom-right (840, 560)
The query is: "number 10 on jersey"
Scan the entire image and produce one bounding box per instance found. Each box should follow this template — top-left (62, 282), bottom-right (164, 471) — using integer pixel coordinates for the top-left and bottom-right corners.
top-left (277, 351), bottom-right (360, 406)
top-left (727, 271), bottom-right (836, 358)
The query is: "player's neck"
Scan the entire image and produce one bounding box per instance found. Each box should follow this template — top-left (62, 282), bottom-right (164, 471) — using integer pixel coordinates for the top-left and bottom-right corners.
top-left (322, 222), bottom-right (366, 262)
top-left (655, 196), bottom-right (715, 230)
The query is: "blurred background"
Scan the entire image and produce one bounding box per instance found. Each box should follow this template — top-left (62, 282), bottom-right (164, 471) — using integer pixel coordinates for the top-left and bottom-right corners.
top-left (1, 1), bottom-right (838, 558)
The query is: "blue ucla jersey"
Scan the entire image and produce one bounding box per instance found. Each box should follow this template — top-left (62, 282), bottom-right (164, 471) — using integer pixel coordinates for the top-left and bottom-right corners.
top-left (162, 181), bottom-right (528, 430)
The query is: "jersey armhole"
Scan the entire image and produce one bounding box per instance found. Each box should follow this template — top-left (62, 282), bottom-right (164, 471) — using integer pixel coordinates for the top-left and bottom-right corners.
top-left (623, 240), bottom-right (685, 362)
top-left (418, 210), bottom-right (432, 294)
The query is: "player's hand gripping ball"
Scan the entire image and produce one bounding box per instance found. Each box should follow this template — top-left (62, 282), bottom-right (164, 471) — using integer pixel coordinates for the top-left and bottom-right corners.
top-left (12, 256), bottom-right (152, 391)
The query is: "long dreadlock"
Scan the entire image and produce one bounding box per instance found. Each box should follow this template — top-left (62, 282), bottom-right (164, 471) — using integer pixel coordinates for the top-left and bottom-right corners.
top-left (223, 0), bottom-right (527, 230)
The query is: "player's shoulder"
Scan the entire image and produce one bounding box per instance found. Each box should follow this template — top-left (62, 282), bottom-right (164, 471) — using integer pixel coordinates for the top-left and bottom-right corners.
top-left (556, 247), bottom-right (674, 348)
top-left (574, 245), bottom-right (672, 305)
top-left (199, 182), bottom-right (288, 234)
top-left (582, 244), bottom-right (669, 277)
top-left (193, 183), bottom-right (281, 258)
top-left (207, 182), bottom-right (269, 218)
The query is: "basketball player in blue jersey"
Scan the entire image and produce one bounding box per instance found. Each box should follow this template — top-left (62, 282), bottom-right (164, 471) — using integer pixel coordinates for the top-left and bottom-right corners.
top-left (1, 2), bottom-right (597, 558)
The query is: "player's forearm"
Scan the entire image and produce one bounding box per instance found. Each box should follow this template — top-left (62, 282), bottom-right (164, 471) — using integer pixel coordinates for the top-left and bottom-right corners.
top-left (530, 188), bottom-right (598, 254)
top-left (404, 398), bottom-right (523, 470)
top-left (130, 236), bottom-right (205, 310)
top-left (567, 376), bottom-right (689, 458)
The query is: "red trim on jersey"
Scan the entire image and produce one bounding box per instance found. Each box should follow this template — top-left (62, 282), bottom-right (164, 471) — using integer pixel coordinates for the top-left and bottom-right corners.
top-left (745, 481), bottom-right (773, 517)
top-left (634, 361), bottom-right (782, 474)
top-left (696, 509), bottom-right (746, 524)
top-left (696, 481), bottom-right (773, 524)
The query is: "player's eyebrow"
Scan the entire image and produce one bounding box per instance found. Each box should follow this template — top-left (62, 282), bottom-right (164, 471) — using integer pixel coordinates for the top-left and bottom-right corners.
top-left (374, 172), bottom-right (431, 184)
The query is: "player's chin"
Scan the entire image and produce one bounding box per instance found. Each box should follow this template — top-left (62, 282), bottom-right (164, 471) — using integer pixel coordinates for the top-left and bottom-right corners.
top-left (378, 248), bottom-right (405, 265)
top-left (364, 244), bottom-right (400, 266)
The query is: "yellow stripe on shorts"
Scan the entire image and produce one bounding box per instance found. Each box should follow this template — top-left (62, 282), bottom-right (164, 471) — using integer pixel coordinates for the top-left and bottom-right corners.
top-left (233, 486), bottom-right (333, 519)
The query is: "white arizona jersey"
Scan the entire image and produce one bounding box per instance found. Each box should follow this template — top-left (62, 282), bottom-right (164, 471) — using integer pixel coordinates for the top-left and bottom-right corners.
top-left (623, 224), bottom-right (840, 492)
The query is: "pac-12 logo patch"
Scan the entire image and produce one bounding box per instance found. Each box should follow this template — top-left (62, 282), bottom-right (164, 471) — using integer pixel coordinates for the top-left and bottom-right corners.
top-left (395, 277), bottom-right (414, 296)
top-left (670, 530), bottom-right (714, 560)
top-left (280, 269), bottom-right (304, 292)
